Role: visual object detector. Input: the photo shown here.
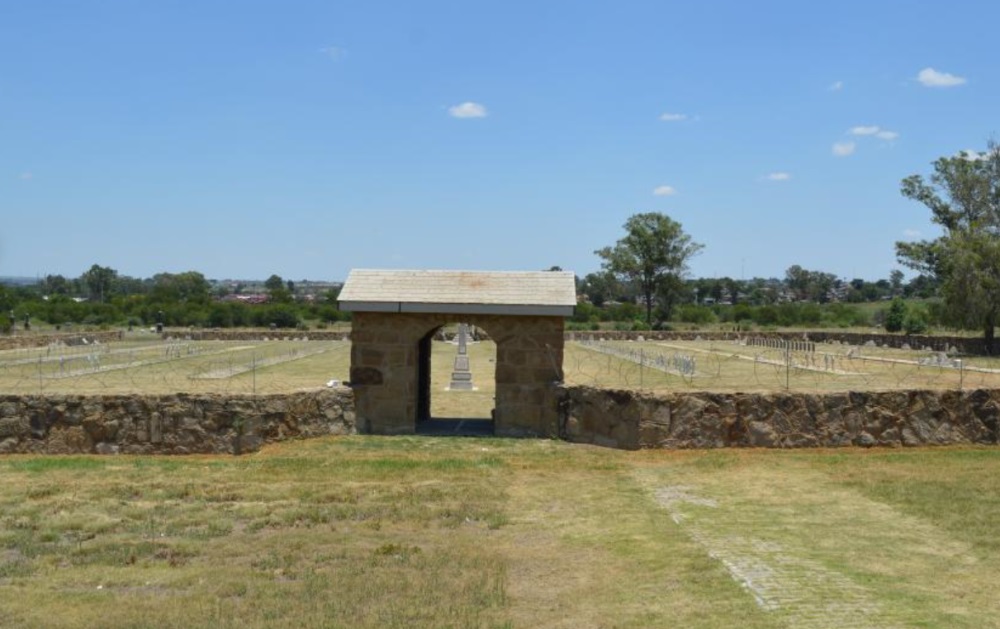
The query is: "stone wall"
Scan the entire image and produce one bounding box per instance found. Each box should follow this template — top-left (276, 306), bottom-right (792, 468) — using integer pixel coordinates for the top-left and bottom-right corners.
top-left (0, 331), bottom-right (124, 351)
top-left (182, 330), bottom-right (351, 342)
top-left (560, 385), bottom-right (1000, 450)
top-left (3, 382), bottom-right (997, 456)
top-left (566, 330), bottom-right (987, 354)
top-left (0, 388), bottom-right (355, 455)
top-left (351, 312), bottom-right (565, 437)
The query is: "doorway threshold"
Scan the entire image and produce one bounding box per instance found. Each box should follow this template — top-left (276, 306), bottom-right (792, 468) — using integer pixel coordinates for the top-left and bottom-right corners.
top-left (416, 419), bottom-right (495, 436)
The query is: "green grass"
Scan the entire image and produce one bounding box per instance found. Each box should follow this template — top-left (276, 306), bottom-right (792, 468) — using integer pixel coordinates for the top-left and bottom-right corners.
top-left (1, 440), bottom-right (999, 628)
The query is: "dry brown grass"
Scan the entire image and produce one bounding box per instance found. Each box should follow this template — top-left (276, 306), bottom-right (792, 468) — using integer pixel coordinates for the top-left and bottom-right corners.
top-left (3, 335), bottom-right (997, 397)
top-left (563, 339), bottom-right (1000, 392)
top-left (1, 440), bottom-right (999, 628)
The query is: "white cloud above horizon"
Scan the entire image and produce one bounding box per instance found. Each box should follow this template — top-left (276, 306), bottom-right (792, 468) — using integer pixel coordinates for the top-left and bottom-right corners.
top-left (653, 185), bottom-right (677, 196)
top-left (903, 228), bottom-right (922, 239)
top-left (917, 67), bottom-right (966, 88)
top-left (850, 126), bottom-right (880, 136)
top-left (766, 172), bottom-right (791, 181)
top-left (832, 141), bottom-right (856, 157)
top-left (448, 102), bottom-right (488, 118)
top-left (18, 172), bottom-right (32, 180)
top-left (659, 112), bottom-right (687, 122)
top-left (876, 130), bottom-right (899, 141)
top-left (828, 80), bottom-right (844, 91)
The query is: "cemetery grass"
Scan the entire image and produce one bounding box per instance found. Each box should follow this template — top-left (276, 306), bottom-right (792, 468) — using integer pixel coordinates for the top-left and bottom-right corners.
top-left (563, 340), bottom-right (1000, 392)
top-left (1, 442), bottom-right (999, 628)
top-left (5, 337), bottom-right (1000, 395)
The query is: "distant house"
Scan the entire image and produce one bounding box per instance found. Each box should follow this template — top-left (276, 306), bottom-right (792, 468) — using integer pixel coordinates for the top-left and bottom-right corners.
top-left (219, 294), bottom-right (269, 305)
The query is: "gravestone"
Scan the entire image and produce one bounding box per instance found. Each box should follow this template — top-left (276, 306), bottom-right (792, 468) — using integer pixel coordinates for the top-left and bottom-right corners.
top-left (448, 323), bottom-right (475, 390)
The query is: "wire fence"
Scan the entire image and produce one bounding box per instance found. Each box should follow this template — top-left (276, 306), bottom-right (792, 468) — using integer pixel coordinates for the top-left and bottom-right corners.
top-left (563, 338), bottom-right (1000, 392)
top-left (0, 334), bottom-right (351, 396)
top-left (2, 334), bottom-right (998, 398)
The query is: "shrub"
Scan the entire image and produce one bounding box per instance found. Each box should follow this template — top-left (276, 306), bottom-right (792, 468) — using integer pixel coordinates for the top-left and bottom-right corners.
top-left (675, 304), bottom-right (718, 325)
top-left (903, 307), bottom-right (929, 335)
top-left (884, 299), bottom-right (906, 333)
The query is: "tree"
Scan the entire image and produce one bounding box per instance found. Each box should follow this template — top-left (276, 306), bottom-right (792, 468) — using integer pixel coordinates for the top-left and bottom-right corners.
top-left (262, 274), bottom-right (291, 303)
top-left (596, 212), bottom-right (703, 324)
top-left (784, 265), bottom-right (811, 300)
top-left (41, 274), bottom-right (71, 296)
top-left (889, 269), bottom-right (905, 296)
top-left (264, 274), bottom-right (284, 292)
top-left (896, 141), bottom-right (1000, 351)
top-left (150, 272), bottom-right (211, 305)
top-left (81, 264), bottom-right (118, 303)
top-left (579, 271), bottom-right (622, 307)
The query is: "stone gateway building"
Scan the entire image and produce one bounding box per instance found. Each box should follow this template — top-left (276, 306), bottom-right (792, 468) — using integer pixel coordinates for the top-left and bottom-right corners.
top-left (338, 269), bottom-right (576, 436)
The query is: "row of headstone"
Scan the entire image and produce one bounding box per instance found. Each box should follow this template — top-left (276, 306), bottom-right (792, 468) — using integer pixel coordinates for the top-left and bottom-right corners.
top-left (745, 337), bottom-right (817, 353)
top-left (919, 352), bottom-right (961, 368)
top-left (578, 340), bottom-right (697, 377)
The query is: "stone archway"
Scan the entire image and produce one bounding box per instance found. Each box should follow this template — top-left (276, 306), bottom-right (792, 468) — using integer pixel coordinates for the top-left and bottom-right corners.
top-left (338, 269), bottom-right (576, 438)
top-left (347, 311), bottom-right (566, 436)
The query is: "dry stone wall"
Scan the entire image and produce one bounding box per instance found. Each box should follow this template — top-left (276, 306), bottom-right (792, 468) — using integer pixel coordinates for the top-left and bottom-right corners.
top-left (183, 330), bottom-right (350, 342)
top-left (560, 385), bottom-right (1000, 450)
top-left (567, 330), bottom-right (987, 354)
top-left (0, 331), bottom-right (124, 351)
top-left (1, 384), bottom-right (997, 455)
top-left (0, 388), bottom-right (354, 455)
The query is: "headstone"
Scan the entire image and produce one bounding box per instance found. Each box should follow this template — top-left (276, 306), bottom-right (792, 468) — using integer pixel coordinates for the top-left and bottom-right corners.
top-left (448, 323), bottom-right (475, 390)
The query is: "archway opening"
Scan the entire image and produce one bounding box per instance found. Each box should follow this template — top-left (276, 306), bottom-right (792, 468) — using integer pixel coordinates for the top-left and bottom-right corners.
top-left (416, 323), bottom-right (497, 435)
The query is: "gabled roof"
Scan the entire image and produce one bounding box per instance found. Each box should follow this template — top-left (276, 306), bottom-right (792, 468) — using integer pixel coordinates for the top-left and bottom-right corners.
top-left (338, 269), bottom-right (576, 316)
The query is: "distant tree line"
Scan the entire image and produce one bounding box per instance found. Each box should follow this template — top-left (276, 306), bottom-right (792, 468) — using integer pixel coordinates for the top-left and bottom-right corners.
top-left (0, 266), bottom-right (348, 333)
top-left (571, 261), bottom-right (939, 331)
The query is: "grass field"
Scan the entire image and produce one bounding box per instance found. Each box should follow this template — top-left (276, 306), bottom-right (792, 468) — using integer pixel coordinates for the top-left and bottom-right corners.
top-left (3, 336), bottom-right (997, 397)
top-left (0, 438), bottom-right (998, 628)
top-left (563, 339), bottom-right (1000, 392)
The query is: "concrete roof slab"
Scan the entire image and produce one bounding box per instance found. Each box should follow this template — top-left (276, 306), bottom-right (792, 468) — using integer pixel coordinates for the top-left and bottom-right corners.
top-left (338, 269), bottom-right (577, 316)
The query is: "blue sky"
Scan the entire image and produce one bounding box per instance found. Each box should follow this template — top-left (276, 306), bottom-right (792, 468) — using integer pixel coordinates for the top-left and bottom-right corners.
top-left (2, 0), bottom-right (998, 282)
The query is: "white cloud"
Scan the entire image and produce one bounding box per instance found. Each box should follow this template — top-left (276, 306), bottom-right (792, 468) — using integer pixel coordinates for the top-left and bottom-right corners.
top-left (903, 228), bottom-right (922, 239)
top-left (917, 67), bottom-right (966, 88)
top-left (850, 125), bottom-right (881, 136)
top-left (659, 112), bottom-right (687, 122)
top-left (18, 172), bottom-right (32, 180)
top-left (653, 185), bottom-right (677, 196)
top-left (448, 102), bottom-right (488, 118)
top-left (832, 141), bottom-right (856, 157)
top-left (828, 81), bottom-right (844, 91)
top-left (319, 46), bottom-right (344, 60)
top-left (766, 172), bottom-right (791, 181)
top-left (876, 130), bottom-right (899, 141)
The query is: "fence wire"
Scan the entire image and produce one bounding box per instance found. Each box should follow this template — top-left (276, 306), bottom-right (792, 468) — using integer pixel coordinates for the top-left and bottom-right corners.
top-left (564, 338), bottom-right (1000, 392)
top-left (0, 333), bottom-right (351, 396)
top-left (2, 334), bottom-right (998, 397)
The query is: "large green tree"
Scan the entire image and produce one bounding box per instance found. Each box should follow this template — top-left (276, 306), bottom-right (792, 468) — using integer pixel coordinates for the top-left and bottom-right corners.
top-left (81, 264), bottom-right (118, 303)
top-left (896, 142), bottom-right (1000, 351)
top-left (596, 212), bottom-right (703, 323)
